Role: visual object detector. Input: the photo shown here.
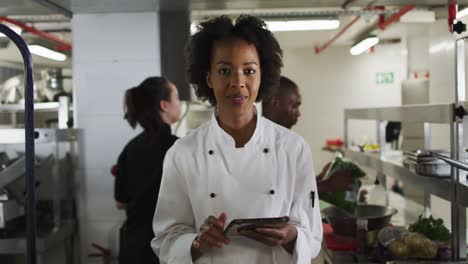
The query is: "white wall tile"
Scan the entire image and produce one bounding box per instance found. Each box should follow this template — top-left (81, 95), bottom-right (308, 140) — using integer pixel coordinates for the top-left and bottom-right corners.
top-left (72, 12), bottom-right (160, 263)
top-left (280, 44), bottom-right (406, 171)
top-left (81, 168), bottom-right (126, 221)
top-left (78, 115), bottom-right (138, 169)
top-left (73, 13), bottom-right (160, 63)
top-left (73, 61), bottom-right (161, 117)
top-left (407, 36), bottom-right (430, 72)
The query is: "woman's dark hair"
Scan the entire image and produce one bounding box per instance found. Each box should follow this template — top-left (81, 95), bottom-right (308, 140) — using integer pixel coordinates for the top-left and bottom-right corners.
top-left (186, 15), bottom-right (283, 106)
top-left (124, 76), bottom-right (172, 140)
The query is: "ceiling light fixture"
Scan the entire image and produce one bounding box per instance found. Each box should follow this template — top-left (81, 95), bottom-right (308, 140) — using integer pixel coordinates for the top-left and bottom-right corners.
top-left (350, 36), bottom-right (379, 55)
top-left (0, 24), bottom-right (22, 37)
top-left (457, 7), bottom-right (468, 19)
top-left (28, 45), bottom-right (67, 61)
top-left (265, 19), bottom-right (340, 32)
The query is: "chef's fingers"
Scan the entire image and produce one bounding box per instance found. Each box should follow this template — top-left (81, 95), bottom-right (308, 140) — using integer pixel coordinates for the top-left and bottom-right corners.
top-left (204, 215), bottom-right (215, 225)
top-left (192, 239), bottom-right (211, 253)
top-left (204, 225), bottom-right (230, 244)
top-left (239, 229), bottom-right (282, 246)
top-left (218, 212), bottom-right (227, 225)
top-left (206, 216), bottom-right (224, 231)
top-left (254, 227), bottom-right (287, 240)
top-left (198, 231), bottom-right (225, 248)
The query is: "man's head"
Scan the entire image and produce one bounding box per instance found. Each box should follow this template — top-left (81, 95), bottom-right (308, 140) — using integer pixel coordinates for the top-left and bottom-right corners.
top-left (262, 76), bottom-right (302, 129)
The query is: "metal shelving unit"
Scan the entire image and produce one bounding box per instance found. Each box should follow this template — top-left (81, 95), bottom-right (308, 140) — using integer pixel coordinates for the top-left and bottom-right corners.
top-left (344, 103), bottom-right (454, 124)
top-left (344, 149), bottom-right (452, 201)
top-left (344, 101), bottom-right (466, 261)
top-left (0, 97), bottom-right (72, 129)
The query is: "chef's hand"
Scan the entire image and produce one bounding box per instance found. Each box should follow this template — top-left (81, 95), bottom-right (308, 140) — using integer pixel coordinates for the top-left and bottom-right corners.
top-left (191, 212), bottom-right (230, 261)
top-left (239, 223), bottom-right (298, 254)
top-left (316, 162), bottom-right (331, 182)
top-left (115, 201), bottom-right (126, 210)
top-left (317, 169), bottom-right (355, 193)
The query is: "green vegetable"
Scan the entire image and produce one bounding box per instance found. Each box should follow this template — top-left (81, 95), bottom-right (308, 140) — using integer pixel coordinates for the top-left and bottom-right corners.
top-left (408, 215), bottom-right (451, 242)
top-left (329, 156), bottom-right (366, 179)
top-left (319, 157), bottom-right (366, 213)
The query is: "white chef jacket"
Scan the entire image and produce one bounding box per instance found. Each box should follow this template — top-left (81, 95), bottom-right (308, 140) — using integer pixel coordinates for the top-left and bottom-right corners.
top-left (152, 114), bottom-right (322, 264)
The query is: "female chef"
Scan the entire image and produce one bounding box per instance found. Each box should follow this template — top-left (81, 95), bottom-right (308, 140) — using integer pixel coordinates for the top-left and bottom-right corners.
top-left (114, 76), bottom-right (181, 264)
top-left (152, 15), bottom-right (322, 263)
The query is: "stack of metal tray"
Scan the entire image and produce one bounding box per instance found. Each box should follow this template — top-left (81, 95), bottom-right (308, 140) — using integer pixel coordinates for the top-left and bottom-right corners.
top-left (402, 150), bottom-right (450, 177)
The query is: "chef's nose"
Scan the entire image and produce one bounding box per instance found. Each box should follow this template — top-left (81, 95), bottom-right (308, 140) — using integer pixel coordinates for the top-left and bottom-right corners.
top-left (230, 70), bottom-right (246, 89)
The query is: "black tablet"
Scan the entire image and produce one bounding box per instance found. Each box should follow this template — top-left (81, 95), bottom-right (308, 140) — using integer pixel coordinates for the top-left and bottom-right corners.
top-left (223, 216), bottom-right (290, 236)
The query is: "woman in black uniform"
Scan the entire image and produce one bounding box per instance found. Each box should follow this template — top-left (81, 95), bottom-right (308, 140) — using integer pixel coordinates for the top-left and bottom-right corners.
top-left (113, 76), bottom-right (182, 264)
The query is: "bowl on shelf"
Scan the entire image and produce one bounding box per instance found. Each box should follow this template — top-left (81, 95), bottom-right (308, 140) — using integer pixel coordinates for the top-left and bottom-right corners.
top-left (322, 204), bottom-right (398, 237)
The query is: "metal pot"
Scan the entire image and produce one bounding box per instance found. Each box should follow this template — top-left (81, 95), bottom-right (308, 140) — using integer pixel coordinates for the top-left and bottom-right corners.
top-left (323, 204), bottom-right (397, 237)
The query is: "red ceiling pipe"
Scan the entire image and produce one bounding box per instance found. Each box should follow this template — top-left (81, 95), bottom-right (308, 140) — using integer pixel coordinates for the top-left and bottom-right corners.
top-left (378, 5), bottom-right (415, 30)
top-left (372, 6), bottom-right (386, 26)
top-left (448, 0), bottom-right (457, 32)
top-left (315, 16), bottom-right (360, 54)
top-left (315, 5), bottom-right (387, 54)
top-left (0, 16), bottom-right (72, 51)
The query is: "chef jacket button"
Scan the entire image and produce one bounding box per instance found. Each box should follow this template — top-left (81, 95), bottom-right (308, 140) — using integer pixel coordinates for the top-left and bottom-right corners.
top-left (263, 148), bottom-right (269, 153)
top-left (269, 190), bottom-right (275, 195)
top-left (208, 150), bottom-right (214, 155)
top-left (210, 193), bottom-right (216, 198)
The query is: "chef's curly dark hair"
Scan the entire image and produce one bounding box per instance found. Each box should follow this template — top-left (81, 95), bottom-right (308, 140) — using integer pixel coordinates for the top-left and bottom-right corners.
top-left (186, 15), bottom-right (283, 106)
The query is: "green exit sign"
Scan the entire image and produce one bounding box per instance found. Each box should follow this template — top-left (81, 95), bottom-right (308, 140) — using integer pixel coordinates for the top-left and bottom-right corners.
top-left (376, 72), bottom-right (394, 84)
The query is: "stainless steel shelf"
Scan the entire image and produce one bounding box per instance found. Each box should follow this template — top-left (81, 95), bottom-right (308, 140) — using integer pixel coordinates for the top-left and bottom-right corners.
top-left (345, 103), bottom-right (454, 123)
top-left (344, 149), bottom-right (452, 201)
top-left (0, 102), bottom-right (73, 112)
top-left (0, 128), bottom-right (80, 144)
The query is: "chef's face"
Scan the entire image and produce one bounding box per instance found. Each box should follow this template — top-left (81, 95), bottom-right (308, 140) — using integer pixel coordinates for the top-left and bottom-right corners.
top-left (163, 81), bottom-right (182, 124)
top-left (278, 87), bottom-right (302, 129)
top-left (207, 37), bottom-right (261, 115)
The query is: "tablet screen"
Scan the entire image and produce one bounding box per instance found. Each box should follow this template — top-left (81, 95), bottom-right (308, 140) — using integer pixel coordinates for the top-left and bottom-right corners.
top-left (223, 216), bottom-right (290, 236)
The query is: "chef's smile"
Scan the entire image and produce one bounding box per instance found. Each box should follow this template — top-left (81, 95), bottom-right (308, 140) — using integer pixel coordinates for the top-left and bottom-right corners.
top-left (226, 93), bottom-right (248, 105)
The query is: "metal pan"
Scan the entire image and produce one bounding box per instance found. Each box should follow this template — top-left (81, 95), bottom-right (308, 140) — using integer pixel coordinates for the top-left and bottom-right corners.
top-left (323, 205), bottom-right (397, 237)
top-left (403, 159), bottom-right (451, 177)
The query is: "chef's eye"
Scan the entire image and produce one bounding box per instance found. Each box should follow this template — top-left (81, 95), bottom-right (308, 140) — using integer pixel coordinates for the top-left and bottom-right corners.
top-left (244, 69), bottom-right (256, 75)
top-left (218, 68), bottom-right (230, 75)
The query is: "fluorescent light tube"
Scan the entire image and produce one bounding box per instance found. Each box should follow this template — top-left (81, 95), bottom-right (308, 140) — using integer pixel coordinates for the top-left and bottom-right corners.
top-left (265, 19), bottom-right (340, 32)
top-left (457, 7), bottom-right (468, 19)
top-left (350, 37), bottom-right (379, 56)
top-left (0, 24), bottom-right (22, 37)
top-left (28, 45), bottom-right (67, 61)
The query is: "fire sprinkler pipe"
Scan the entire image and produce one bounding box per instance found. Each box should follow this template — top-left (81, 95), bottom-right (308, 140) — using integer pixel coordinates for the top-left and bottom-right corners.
top-left (448, 0), bottom-right (457, 32)
top-left (378, 5), bottom-right (415, 30)
top-left (315, 5), bottom-right (415, 54)
top-left (315, 16), bottom-right (361, 54)
top-left (0, 16), bottom-right (72, 51)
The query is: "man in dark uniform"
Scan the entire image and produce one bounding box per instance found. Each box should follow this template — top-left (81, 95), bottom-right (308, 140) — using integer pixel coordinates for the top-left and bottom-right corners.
top-left (262, 76), bottom-right (355, 193)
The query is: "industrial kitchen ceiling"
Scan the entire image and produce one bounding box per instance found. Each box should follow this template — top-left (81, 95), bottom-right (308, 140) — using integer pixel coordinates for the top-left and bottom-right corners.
top-left (190, 0), bottom-right (468, 10)
top-left (0, 0), bottom-right (71, 16)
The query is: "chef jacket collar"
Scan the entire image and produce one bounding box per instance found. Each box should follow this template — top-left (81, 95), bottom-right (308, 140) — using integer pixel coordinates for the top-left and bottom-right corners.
top-left (210, 106), bottom-right (262, 148)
